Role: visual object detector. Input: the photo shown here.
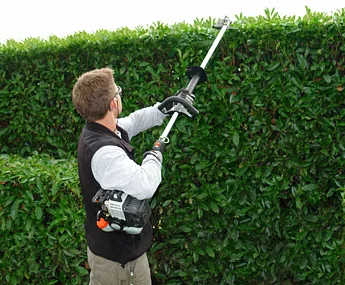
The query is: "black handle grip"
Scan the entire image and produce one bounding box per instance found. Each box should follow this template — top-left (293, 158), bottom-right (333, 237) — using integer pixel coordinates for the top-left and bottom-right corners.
top-left (152, 138), bottom-right (165, 154)
top-left (158, 96), bottom-right (199, 117)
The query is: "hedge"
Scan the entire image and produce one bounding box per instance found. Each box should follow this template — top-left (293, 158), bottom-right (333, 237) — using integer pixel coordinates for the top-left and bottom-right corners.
top-left (0, 154), bottom-right (87, 284)
top-left (1, 8), bottom-right (345, 285)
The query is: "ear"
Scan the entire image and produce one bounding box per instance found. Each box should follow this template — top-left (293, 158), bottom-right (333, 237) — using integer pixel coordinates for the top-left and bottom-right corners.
top-left (109, 97), bottom-right (117, 110)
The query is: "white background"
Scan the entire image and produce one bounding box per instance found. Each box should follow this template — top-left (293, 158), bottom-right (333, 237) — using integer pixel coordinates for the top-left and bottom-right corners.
top-left (0, 0), bottom-right (344, 44)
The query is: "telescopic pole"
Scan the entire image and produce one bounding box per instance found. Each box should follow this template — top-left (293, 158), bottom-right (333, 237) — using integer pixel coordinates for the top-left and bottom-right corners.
top-left (160, 16), bottom-right (230, 140)
top-left (149, 16), bottom-right (230, 153)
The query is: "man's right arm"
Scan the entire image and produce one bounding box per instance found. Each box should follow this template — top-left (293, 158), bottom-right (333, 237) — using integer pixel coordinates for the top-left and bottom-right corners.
top-left (91, 145), bottom-right (163, 200)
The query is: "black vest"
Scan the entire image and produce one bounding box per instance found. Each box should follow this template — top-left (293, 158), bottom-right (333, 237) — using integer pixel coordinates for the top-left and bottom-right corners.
top-left (77, 122), bottom-right (153, 264)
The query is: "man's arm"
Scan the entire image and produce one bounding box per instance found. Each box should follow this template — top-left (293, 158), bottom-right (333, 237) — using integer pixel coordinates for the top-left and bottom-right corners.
top-left (91, 145), bottom-right (163, 200)
top-left (117, 102), bottom-right (167, 140)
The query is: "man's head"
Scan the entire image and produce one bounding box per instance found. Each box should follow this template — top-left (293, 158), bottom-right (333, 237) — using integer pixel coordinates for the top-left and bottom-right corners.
top-left (72, 68), bottom-right (122, 122)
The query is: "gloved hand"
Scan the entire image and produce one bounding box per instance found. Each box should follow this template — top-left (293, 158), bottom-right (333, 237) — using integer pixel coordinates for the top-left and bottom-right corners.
top-left (176, 88), bottom-right (195, 105)
top-left (158, 88), bottom-right (196, 115)
top-left (151, 138), bottom-right (165, 154)
top-left (143, 138), bottom-right (165, 163)
top-left (143, 150), bottom-right (163, 163)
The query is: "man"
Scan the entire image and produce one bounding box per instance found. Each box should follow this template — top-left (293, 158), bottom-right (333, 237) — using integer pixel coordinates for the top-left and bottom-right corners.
top-left (71, 67), bottom-right (169, 284)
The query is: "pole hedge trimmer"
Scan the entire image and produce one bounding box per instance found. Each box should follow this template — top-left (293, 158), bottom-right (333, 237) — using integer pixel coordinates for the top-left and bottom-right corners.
top-left (92, 16), bottom-right (231, 234)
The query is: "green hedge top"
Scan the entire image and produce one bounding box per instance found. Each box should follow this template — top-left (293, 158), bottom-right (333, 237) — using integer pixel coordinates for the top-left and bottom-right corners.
top-left (0, 8), bottom-right (345, 157)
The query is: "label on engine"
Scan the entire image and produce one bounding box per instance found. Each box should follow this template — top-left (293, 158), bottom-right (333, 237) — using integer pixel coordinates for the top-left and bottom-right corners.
top-left (105, 192), bottom-right (128, 221)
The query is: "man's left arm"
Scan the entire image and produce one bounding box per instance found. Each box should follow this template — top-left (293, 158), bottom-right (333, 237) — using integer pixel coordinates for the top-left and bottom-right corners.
top-left (117, 102), bottom-right (168, 140)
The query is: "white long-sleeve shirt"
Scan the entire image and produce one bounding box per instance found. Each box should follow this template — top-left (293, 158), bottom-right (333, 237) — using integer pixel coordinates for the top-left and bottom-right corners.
top-left (91, 103), bottom-right (167, 200)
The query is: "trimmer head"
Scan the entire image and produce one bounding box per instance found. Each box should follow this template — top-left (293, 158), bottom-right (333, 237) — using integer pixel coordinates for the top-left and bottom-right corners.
top-left (213, 16), bottom-right (231, 29)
